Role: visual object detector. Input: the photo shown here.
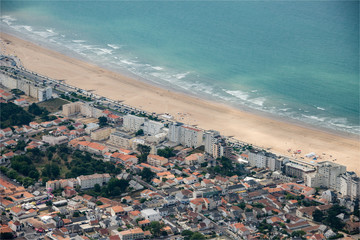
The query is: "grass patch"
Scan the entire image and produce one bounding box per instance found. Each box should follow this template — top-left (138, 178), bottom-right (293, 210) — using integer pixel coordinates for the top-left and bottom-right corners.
top-left (37, 98), bottom-right (69, 113)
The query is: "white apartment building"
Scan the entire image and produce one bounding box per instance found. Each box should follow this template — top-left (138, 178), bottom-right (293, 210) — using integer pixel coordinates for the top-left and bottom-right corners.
top-left (306, 161), bottom-right (346, 189)
top-left (142, 120), bottom-right (164, 136)
top-left (337, 172), bottom-right (360, 200)
top-left (204, 130), bottom-right (220, 155)
top-left (248, 150), bottom-right (268, 168)
top-left (108, 131), bottom-right (133, 149)
top-left (123, 114), bottom-right (145, 132)
top-left (38, 87), bottom-right (52, 102)
top-left (77, 173), bottom-right (111, 189)
top-left (62, 102), bottom-right (103, 118)
top-left (180, 125), bottom-right (203, 148)
top-left (168, 122), bottom-right (183, 144)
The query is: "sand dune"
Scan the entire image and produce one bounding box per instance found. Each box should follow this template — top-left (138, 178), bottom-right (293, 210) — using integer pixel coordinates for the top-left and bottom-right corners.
top-left (1, 32), bottom-right (359, 174)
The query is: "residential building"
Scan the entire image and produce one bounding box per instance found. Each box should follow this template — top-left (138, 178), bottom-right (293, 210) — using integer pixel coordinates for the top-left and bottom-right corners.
top-left (305, 161), bottom-right (346, 189)
top-left (42, 135), bottom-right (69, 146)
top-left (168, 122), bottom-right (183, 144)
top-left (123, 114), bottom-right (145, 132)
top-left (118, 228), bottom-right (144, 240)
top-left (204, 130), bottom-right (220, 155)
top-left (77, 173), bottom-right (111, 189)
top-left (108, 131), bottom-right (133, 149)
top-left (147, 154), bottom-right (168, 167)
top-left (142, 120), bottom-right (164, 136)
top-left (141, 209), bottom-right (161, 222)
top-left (185, 153), bottom-right (205, 165)
top-left (337, 172), bottom-right (360, 200)
top-left (180, 125), bottom-right (203, 148)
top-left (91, 127), bottom-right (115, 141)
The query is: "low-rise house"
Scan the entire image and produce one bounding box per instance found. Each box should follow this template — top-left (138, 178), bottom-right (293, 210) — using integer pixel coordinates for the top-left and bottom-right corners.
top-left (118, 227), bottom-right (145, 240)
top-left (29, 122), bottom-right (40, 129)
top-left (111, 206), bottom-right (125, 216)
top-left (185, 153), bottom-right (204, 165)
top-left (14, 98), bottom-right (27, 106)
top-left (147, 154), bottom-right (168, 167)
top-left (0, 127), bottom-right (13, 137)
top-left (141, 209), bottom-right (161, 222)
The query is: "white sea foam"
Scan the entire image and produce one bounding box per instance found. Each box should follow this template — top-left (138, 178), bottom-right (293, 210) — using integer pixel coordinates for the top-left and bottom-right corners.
top-left (33, 29), bottom-right (58, 38)
top-left (225, 90), bottom-right (249, 101)
top-left (121, 59), bottom-right (135, 65)
top-left (22, 25), bottom-right (33, 32)
top-left (302, 114), bottom-right (326, 122)
top-left (174, 72), bottom-right (189, 80)
top-left (316, 106), bottom-right (325, 111)
top-left (92, 48), bottom-right (113, 55)
top-left (72, 40), bottom-right (86, 43)
top-left (1, 15), bottom-right (16, 25)
top-left (151, 66), bottom-right (164, 71)
top-left (249, 97), bottom-right (266, 106)
top-left (107, 44), bottom-right (121, 49)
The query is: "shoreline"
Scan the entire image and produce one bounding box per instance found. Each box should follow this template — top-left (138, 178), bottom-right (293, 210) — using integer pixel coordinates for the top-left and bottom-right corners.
top-left (1, 32), bottom-right (359, 174)
top-left (2, 27), bottom-right (357, 141)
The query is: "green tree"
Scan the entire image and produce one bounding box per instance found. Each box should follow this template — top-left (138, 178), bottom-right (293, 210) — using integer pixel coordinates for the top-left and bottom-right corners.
top-left (150, 221), bottom-right (162, 237)
top-left (157, 147), bottom-right (175, 158)
top-left (190, 232), bottom-right (205, 240)
top-left (15, 140), bottom-right (27, 151)
top-left (98, 116), bottom-right (108, 127)
top-left (137, 144), bottom-right (151, 163)
top-left (312, 209), bottom-right (324, 222)
top-left (291, 230), bottom-right (306, 238)
top-left (28, 103), bottom-right (43, 115)
top-left (140, 167), bottom-right (155, 182)
top-left (135, 129), bottom-right (144, 136)
top-left (94, 183), bottom-right (101, 192)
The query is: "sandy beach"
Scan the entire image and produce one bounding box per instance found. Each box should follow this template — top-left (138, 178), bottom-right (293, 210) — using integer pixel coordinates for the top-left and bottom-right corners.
top-left (1, 32), bottom-right (359, 174)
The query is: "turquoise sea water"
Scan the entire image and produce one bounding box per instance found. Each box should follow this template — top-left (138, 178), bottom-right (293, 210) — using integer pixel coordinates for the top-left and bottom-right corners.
top-left (1, 1), bottom-right (359, 134)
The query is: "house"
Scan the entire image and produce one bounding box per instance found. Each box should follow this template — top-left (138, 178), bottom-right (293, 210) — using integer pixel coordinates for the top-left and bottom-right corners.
top-left (185, 153), bottom-right (204, 165)
top-left (111, 206), bottom-right (125, 216)
top-left (141, 209), bottom-right (161, 222)
top-left (8, 221), bottom-right (22, 232)
top-left (29, 122), bottom-right (40, 129)
top-left (4, 140), bottom-right (17, 147)
top-left (41, 121), bottom-right (53, 128)
top-left (345, 221), bottom-right (360, 234)
top-left (147, 154), bottom-right (168, 167)
top-left (13, 98), bottom-right (27, 106)
top-left (0, 127), bottom-right (13, 137)
top-left (138, 219), bottom-right (151, 228)
top-left (118, 227), bottom-right (144, 240)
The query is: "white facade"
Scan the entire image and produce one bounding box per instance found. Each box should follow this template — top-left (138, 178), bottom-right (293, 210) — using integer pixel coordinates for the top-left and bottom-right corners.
top-left (306, 161), bottom-right (346, 189)
top-left (204, 130), bottom-right (220, 155)
top-left (180, 125), bottom-right (203, 148)
top-left (168, 122), bottom-right (183, 144)
top-left (123, 115), bottom-right (145, 132)
top-left (38, 87), bottom-right (52, 102)
top-left (337, 172), bottom-right (360, 200)
top-left (141, 208), bottom-right (161, 222)
top-left (248, 150), bottom-right (267, 168)
top-left (142, 120), bottom-right (164, 136)
top-left (77, 173), bottom-right (111, 189)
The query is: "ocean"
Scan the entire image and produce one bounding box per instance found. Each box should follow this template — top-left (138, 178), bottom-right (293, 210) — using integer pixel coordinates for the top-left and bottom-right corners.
top-left (1, 1), bottom-right (359, 135)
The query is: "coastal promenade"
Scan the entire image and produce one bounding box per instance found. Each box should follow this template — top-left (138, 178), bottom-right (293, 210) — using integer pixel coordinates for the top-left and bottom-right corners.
top-left (1, 32), bottom-right (359, 174)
